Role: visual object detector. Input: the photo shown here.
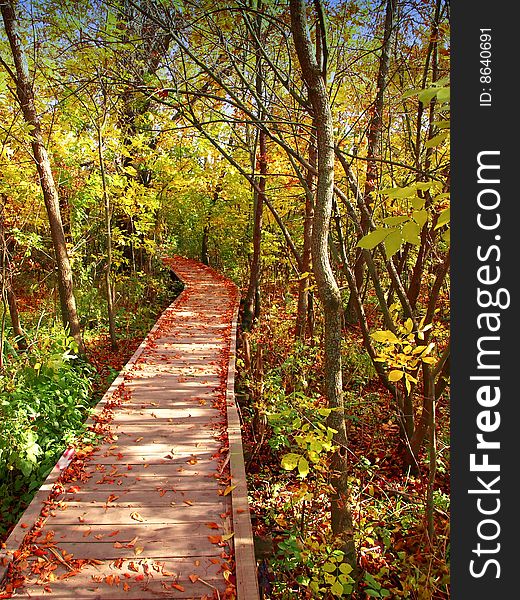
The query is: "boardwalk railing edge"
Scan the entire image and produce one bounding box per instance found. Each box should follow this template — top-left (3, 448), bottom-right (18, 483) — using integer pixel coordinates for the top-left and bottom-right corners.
top-left (225, 300), bottom-right (261, 600)
top-left (0, 263), bottom-right (188, 584)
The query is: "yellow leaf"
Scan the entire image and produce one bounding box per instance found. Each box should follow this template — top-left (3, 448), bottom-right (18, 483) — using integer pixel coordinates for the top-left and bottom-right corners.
top-left (388, 370), bottom-right (404, 382)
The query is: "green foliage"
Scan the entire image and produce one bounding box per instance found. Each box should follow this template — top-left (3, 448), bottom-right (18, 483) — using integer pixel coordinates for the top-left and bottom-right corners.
top-left (0, 328), bottom-right (95, 538)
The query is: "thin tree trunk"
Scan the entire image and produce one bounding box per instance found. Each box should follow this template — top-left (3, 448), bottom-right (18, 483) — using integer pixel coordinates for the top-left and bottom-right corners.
top-left (295, 124), bottom-right (316, 340)
top-left (96, 122), bottom-right (118, 351)
top-left (290, 0), bottom-right (356, 571)
top-left (347, 0), bottom-right (396, 322)
top-left (243, 3), bottom-right (266, 332)
top-left (1, 1), bottom-right (85, 356)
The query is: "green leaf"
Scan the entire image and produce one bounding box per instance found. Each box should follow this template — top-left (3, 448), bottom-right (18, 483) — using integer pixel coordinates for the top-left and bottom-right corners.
top-left (366, 590), bottom-right (381, 598)
top-left (281, 453), bottom-right (300, 471)
top-left (384, 229), bottom-right (402, 259)
top-left (388, 370), bottom-right (404, 382)
top-left (410, 196), bottom-right (425, 210)
top-left (382, 216), bottom-right (408, 226)
top-left (437, 87), bottom-right (450, 103)
top-left (331, 580), bottom-right (344, 597)
top-left (412, 210), bottom-right (428, 228)
top-left (401, 87), bottom-right (422, 99)
top-left (383, 185), bottom-right (415, 199)
top-left (297, 456), bottom-right (310, 478)
top-left (425, 131), bottom-right (449, 148)
top-left (323, 562), bottom-right (337, 573)
top-left (435, 207), bottom-right (450, 229)
top-left (418, 88), bottom-right (438, 105)
top-left (339, 563), bottom-right (353, 575)
top-left (357, 228), bottom-right (392, 249)
top-left (402, 221), bottom-right (421, 245)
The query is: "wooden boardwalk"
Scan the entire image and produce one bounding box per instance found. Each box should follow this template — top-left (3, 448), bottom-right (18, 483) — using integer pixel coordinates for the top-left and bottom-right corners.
top-left (0, 257), bottom-right (259, 600)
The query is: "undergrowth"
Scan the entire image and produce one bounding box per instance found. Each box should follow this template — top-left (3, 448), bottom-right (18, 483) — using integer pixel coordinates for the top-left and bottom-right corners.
top-left (239, 292), bottom-right (450, 600)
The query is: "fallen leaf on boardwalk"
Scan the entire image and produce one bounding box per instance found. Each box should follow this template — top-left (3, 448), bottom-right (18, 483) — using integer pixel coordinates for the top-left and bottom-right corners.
top-left (135, 437), bottom-right (143, 442)
top-left (135, 574), bottom-right (145, 581)
top-left (134, 546), bottom-right (144, 556)
top-left (109, 530), bottom-right (120, 537)
top-left (188, 458), bottom-right (198, 465)
top-left (208, 535), bottom-right (222, 544)
top-left (172, 583), bottom-right (185, 592)
top-left (189, 574), bottom-right (199, 583)
top-left (126, 536), bottom-right (138, 547)
top-left (130, 512), bottom-right (144, 521)
top-left (83, 528), bottom-right (92, 537)
top-left (113, 542), bottom-right (124, 548)
top-left (128, 562), bottom-right (139, 572)
top-left (183, 500), bottom-right (193, 506)
top-left (107, 494), bottom-right (119, 503)
top-left (206, 522), bottom-right (219, 529)
top-left (123, 582), bottom-right (130, 592)
top-left (209, 558), bottom-right (220, 565)
top-left (222, 485), bottom-right (236, 496)
top-left (20, 523), bottom-right (29, 529)
top-left (222, 532), bottom-right (234, 541)
top-left (95, 534), bottom-right (104, 540)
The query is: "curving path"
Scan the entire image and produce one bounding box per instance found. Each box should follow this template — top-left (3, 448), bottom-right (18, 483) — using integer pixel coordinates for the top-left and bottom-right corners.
top-left (0, 257), bottom-right (258, 600)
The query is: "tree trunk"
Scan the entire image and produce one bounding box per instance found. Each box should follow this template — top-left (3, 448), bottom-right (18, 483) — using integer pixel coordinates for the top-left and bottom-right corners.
top-left (243, 5), bottom-right (266, 332)
top-left (346, 0), bottom-right (396, 322)
top-left (1, 1), bottom-right (85, 356)
top-left (243, 131), bottom-right (265, 331)
top-left (295, 124), bottom-right (316, 340)
top-left (290, 0), bottom-right (356, 571)
top-left (97, 121), bottom-right (118, 351)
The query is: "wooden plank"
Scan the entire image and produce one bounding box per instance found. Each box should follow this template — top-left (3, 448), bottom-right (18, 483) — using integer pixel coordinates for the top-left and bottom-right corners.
top-left (39, 522), bottom-right (229, 542)
top-left (12, 558), bottom-right (226, 599)
top-left (225, 303), bottom-right (260, 599)
top-left (44, 503), bottom-right (230, 526)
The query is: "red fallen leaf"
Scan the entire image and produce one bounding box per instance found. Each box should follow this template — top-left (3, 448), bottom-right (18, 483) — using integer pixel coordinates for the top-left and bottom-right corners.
top-left (209, 558), bottom-right (220, 564)
top-left (20, 523), bottom-right (29, 529)
top-left (107, 494), bottom-right (119, 503)
top-left (113, 542), bottom-right (124, 548)
top-left (108, 530), bottom-right (120, 537)
top-left (83, 528), bottom-right (92, 537)
top-left (33, 548), bottom-right (47, 557)
top-left (123, 582), bottom-right (130, 592)
top-left (135, 574), bottom-right (145, 581)
top-left (172, 583), bottom-right (185, 592)
top-left (126, 536), bottom-right (138, 547)
top-left (105, 574), bottom-right (115, 585)
top-left (128, 562), bottom-right (139, 572)
top-left (206, 522), bottom-right (219, 529)
top-left (189, 574), bottom-right (199, 583)
top-left (208, 535), bottom-right (222, 544)
top-left (44, 586), bottom-right (52, 593)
